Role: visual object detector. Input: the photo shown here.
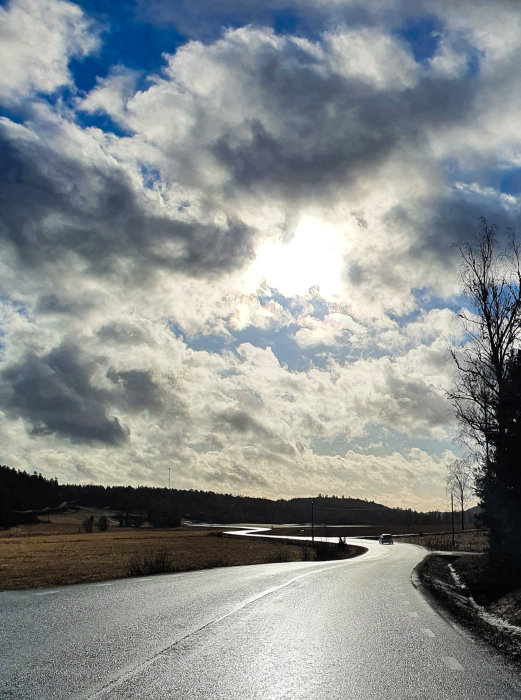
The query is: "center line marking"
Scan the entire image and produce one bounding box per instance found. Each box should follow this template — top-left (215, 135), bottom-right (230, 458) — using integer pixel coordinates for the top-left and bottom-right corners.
top-left (442, 656), bottom-right (464, 671)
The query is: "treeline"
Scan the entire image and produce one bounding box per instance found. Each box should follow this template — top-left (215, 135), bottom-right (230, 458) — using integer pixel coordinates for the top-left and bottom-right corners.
top-left (0, 465), bottom-right (61, 525)
top-left (0, 464), bottom-right (454, 528)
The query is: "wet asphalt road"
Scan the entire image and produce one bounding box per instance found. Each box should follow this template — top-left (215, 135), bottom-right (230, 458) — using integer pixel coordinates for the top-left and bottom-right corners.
top-left (1, 540), bottom-right (520, 699)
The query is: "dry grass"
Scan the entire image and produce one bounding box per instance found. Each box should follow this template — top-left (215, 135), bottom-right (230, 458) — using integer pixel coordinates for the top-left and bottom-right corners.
top-left (399, 529), bottom-right (488, 552)
top-left (0, 511), bottom-right (319, 590)
top-left (418, 552), bottom-right (521, 663)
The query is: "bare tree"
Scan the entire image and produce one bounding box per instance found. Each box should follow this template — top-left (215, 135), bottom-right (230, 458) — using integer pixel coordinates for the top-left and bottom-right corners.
top-left (449, 218), bottom-right (521, 582)
top-left (449, 218), bottom-right (521, 458)
top-left (445, 458), bottom-right (474, 531)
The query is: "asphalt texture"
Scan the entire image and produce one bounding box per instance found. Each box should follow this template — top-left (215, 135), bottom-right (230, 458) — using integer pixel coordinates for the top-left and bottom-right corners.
top-left (1, 540), bottom-right (520, 699)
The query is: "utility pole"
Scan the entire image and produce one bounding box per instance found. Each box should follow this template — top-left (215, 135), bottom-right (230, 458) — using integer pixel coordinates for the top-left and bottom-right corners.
top-left (168, 467), bottom-right (171, 490)
top-left (311, 501), bottom-right (315, 548)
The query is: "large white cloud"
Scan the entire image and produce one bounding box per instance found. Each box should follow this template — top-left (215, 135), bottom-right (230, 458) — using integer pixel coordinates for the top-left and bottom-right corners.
top-left (0, 0), bottom-right (98, 103)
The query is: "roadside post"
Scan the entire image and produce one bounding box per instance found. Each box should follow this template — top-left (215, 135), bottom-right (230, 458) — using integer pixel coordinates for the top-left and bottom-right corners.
top-left (451, 492), bottom-right (455, 548)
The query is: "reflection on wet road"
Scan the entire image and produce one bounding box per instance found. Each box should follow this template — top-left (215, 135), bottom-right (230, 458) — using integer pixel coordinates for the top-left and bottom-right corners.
top-left (1, 540), bottom-right (520, 699)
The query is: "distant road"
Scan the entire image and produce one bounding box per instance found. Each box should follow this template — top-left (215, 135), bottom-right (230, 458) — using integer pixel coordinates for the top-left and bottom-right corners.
top-left (1, 541), bottom-right (520, 699)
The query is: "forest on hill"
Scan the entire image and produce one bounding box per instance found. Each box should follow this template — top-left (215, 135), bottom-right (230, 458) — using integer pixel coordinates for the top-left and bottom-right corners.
top-left (0, 464), bottom-right (454, 528)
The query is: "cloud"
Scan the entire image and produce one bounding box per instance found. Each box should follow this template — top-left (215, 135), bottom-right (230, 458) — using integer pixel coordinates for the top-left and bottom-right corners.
top-left (79, 67), bottom-right (141, 118)
top-left (107, 369), bottom-right (165, 414)
top-left (0, 113), bottom-right (257, 281)
top-left (0, 0), bottom-right (98, 104)
top-left (2, 0), bottom-right (520, 509)
top-left (1, 342), bottom-right (128, 444)
top-left (74, 19), bottom-right (503, 320)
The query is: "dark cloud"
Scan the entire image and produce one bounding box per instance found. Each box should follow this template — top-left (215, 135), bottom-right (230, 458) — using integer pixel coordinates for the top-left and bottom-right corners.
top-left (97, 322), bottom-right (150, 345)
top-left (35, 294), bottom-right (94, 315)
top-left (135, 0), bottom-right (373, 42)
top-left (1, 342), bottom-right (128, 444)
top-left (215, 409), bottom-right (269, 435)
top-left (384, 371), bottom-right (452, 432)
top-left (384, 191), bottom-right (521, 277)
top-left (0, 123), bottom-right (256, 279)
top-left (206, 462), bottom-right (271, 489)
top-left (210, 55), bottom-right (479, 205)
top-left (135, 0), bottom-right (518, 50)
top-left (107, 368), bottom-right (164, 412)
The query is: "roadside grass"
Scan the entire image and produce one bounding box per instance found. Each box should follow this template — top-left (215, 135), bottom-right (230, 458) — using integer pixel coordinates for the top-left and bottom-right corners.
top-left (399, 529), bottom-right (488, 552)
top-left (412, 526), bottom-right (521, 662)
top-left (126, 549), bottom-right (174, 577)
top-left (417, 552), bottom-right (521, 663)
top-left (452, 554), bottom-right (521, 620)
top-left (408, 527), bottom-right (521, 641)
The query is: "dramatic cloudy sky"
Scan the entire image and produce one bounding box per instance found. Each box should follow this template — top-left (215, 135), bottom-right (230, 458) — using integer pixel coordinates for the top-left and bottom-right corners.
top-left (1, 0), bottom-right (520, 510)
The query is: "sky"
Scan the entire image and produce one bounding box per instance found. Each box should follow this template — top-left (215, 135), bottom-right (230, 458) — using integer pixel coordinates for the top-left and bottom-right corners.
top-left (1, 0), bottom-right (520, 511)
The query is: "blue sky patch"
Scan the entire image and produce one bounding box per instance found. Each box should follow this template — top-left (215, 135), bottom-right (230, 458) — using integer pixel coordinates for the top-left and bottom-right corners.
top-left (273, 8), bottom-right (298, 35)
top-left (187, 333), bottom-right (228, 355)
top-left (76, 111), bottom-right (133, 138)
top-left (234, 325), bottom-right (309, 371)
top-left (396, 16), bottom-right (441, 62)
top-left (71, 2), bottom-right (185, 93)
top-left (499, 167), bottom-right (521, 196)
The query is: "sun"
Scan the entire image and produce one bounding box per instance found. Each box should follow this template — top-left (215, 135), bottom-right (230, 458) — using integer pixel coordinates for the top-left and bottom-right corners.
top-left (247, 218), bottom-right (344, 298)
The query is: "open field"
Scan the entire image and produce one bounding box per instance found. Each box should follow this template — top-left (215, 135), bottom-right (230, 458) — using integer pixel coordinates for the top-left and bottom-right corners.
top-left (0, 533), bottom-right (309, 591)
top-left (0, 509), bottom-right (363, 590)
top-left (1, 507), bottom-right (119, 537)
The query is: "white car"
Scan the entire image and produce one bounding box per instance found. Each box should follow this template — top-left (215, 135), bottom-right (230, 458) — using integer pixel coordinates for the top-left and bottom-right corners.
top-left (379, 533), bottom-right (393, 544)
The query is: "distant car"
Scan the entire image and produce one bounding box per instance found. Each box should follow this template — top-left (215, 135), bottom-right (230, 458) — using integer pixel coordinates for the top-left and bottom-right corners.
top-left (379, 533), bottom-right (393, 545)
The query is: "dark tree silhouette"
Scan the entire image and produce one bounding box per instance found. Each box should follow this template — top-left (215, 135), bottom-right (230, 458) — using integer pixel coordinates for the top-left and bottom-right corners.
top-left (0, 465), bottom-right (452, 530)
top-left (449, 218), bottom-right (521, 584)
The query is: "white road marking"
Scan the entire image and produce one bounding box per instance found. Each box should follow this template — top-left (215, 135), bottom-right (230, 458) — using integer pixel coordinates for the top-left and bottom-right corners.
top-left (35, 590), bottom-right (60, 596)
top-left (421, 628), bottom-right (435, 638)
top-left (94, 583), bottom-right (113, 587)
top-left (442, 656), bottom-right (464, 671)
top-left (409, 611), bottom-right (419, 618)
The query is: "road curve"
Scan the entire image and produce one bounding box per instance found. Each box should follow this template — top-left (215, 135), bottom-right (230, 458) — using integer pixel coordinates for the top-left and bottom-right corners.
top-left (1, 540), bottom-right (520, 699)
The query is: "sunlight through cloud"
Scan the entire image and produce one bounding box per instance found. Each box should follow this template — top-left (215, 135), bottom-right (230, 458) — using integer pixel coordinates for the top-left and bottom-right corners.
top-left (247, 218), bottom-right (345, 299)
